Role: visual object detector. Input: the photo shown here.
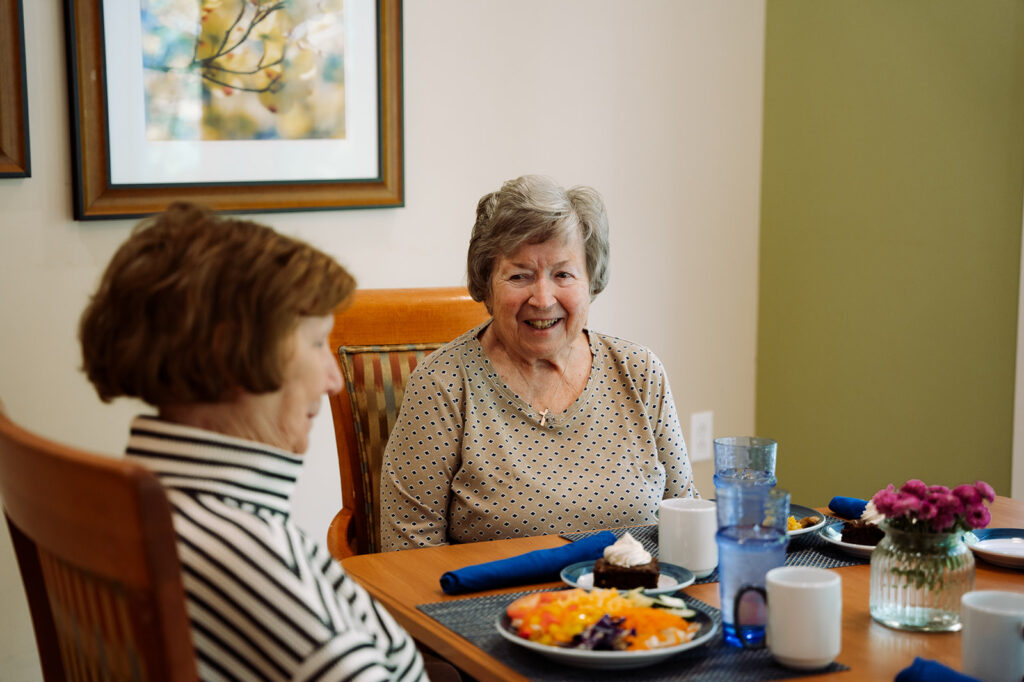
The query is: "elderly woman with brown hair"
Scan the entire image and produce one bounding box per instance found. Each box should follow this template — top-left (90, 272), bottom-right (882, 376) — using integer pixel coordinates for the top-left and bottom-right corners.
top-left (80, 202), bottom-right (426, 681)
top-left (380, 175), bottom-right (699, 552)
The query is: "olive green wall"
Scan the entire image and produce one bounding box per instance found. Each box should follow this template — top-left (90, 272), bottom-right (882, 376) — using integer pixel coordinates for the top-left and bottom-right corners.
top-left (758, 0), bottom-right (1024, 504)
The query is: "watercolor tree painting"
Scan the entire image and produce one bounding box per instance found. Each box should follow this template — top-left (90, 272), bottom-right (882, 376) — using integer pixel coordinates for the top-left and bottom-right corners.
top-left (141, 0), bottom-right (347, 141)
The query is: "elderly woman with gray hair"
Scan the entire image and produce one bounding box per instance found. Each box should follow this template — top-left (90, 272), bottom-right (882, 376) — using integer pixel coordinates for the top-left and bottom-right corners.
top-left (379, 175), bottom-right (699, 551)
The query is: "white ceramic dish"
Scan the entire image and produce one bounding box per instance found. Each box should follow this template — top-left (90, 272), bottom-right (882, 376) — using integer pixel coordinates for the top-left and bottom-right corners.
top-left (560, 560), bottom-right (695, 596)
top-left (964, 528), bottom-right (1024, 569)
top-left (496, 607), bottom-right (716, 669)
top-left (788, 504), bottom-right (827, 537)
top-left (817, 523), bottom-right (876, 558)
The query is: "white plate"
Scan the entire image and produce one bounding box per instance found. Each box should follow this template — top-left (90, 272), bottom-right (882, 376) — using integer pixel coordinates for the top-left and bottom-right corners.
top-left (560, 560), bottom-right (695, 596)
top-left (788, 504), bottom-right (827, 536)
top-left (965, 528), bottom-right (1024, 569)
top-left (496, 607), bottom-right (717, 669)
top-left (818, 523), bottom-right (876, 558)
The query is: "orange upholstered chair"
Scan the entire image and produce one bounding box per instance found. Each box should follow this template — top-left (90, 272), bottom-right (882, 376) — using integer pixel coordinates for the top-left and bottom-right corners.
top-left (326, 287), bottom-right (490, 559)
top-left (0, 410), bottom-right (197, 681)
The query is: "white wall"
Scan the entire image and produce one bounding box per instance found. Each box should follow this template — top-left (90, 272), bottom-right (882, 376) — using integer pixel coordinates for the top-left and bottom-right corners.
top-left (0, 1), bottom-right (765, 677)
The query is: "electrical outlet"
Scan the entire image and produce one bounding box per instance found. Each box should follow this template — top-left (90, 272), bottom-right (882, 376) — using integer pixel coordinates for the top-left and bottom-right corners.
top-left (690, 411), bottom-right (713, 462)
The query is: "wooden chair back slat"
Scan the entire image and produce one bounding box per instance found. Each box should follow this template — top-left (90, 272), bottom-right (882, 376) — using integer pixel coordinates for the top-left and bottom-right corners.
top-left (326, 287), bottom-right (490, 558)
top-left (0, 412), bottom-right (197, 681)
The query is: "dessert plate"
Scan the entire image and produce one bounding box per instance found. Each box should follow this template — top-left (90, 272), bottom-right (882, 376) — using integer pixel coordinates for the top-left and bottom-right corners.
top-left (788, 504), bottom-right (827, 536)
top-left (496, 607), bottom-right (716, 669)
top-left (818, 523), bottom-right (875, 558)
top-left (560, 560), bottom-right (695, 595)
top-left (964, 528), bottom-right (1024, 569)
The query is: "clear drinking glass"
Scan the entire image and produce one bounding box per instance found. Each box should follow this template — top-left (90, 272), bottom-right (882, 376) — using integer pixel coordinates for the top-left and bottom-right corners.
top-left (715, 485), bottom-right (790, 648)
top-left (713, 436), bottom-right (778, 488)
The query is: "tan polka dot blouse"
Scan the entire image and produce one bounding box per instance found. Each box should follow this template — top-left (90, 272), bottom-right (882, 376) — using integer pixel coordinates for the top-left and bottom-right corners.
top-left (379, 323), bottom-right (699, 551)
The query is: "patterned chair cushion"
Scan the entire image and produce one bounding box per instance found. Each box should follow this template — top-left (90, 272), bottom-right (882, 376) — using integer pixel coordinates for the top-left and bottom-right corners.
top-left (337, 343), bottom-right (441, 553)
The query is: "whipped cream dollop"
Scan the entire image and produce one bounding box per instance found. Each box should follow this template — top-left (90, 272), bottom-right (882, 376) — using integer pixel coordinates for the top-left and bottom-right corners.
top-left (603, 532), bottom-right (652, 567)
top-left (860, 500), bottom-right (883, 525)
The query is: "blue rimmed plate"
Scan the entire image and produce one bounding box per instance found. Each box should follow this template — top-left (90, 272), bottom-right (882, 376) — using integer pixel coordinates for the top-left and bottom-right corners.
top-left (788, 503), bottom-right (827, 536)
top-left (496, 607), bottom-right (716, 669)
top-left (560, 560), bottom-right (695, 595)
top-left (964, 528), bottom-right (1024, 569)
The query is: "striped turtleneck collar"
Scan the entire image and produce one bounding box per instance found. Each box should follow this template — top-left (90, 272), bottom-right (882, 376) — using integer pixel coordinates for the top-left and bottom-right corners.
top-left (126, 414), bottom-right (303, 516)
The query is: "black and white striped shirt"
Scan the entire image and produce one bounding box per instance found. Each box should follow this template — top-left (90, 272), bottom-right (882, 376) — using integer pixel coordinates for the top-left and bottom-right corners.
top-left (127, 416), bottom-right (426, 682)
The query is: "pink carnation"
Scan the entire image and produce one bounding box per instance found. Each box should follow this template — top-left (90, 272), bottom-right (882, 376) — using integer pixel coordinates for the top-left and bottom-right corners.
top-left (931, 511), bottom-right (956, 533)
top-left (974, 480), bottom-right (995, 503)
top-left (892, 492), bottom-right (922, 516)
top-left (928, 490), bottom-right (962, 516)
top-left (900, 479), bottom-right (929, 498)
top-left (952, 484), bottom-right (981, 506)
top-left (965, 505), bottom-right (991, 529)
top-left (916, 499), bottom-right (938, 521)
top-left (871, 485), bottom-right (899, 516)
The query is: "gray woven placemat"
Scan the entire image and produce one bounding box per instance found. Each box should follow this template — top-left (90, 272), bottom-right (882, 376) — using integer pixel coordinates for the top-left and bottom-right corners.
top-left (418, 589), bottom-right (849, 681)
top-left (560, 521), bottom-right (867, 584)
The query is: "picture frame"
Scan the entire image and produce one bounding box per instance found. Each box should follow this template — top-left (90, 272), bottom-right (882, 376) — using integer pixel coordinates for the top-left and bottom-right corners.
top-left (63, 0), bottom-right (403, 220)
top-left (0, 0), bottom-right (31, 178)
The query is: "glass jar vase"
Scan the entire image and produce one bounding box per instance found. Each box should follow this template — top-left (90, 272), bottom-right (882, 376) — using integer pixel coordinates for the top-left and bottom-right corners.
top-left (869, 520), bottom-right (975, 631)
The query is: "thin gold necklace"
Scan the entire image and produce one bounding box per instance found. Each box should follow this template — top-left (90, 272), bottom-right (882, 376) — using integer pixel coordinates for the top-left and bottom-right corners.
top-left (508, 342), bottom-right (576, 426)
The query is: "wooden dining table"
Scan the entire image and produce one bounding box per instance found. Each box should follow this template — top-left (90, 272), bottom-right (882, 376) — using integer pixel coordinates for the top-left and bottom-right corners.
top-left (342, 495), bottom-right (1024, 681)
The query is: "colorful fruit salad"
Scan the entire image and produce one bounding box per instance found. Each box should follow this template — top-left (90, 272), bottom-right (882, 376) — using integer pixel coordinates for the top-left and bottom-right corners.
top-left (505, 587), bottom-right (700, 651)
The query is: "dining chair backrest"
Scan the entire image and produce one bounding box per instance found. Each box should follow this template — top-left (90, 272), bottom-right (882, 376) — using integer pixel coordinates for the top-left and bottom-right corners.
top-left (0, 410), bottom-right (197, 681)
top-left (326, 287), bottom-right (490, 558)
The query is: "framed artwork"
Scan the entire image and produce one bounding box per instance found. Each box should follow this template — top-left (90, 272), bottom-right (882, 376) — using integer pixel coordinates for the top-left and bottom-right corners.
top-left (1, 0), bottom-right (31, 178)
top-left (64, 0), bottom-right (403, 220)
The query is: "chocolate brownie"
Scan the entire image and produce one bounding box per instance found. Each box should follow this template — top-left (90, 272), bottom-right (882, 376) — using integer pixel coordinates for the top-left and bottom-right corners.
top-left (841, 520), bottom-right (884, 546)
top-left (592, 557), bottom-right (660, 589)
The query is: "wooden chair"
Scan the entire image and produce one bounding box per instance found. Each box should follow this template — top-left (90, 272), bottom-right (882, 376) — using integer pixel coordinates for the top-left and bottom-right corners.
top-left (0, 411), bottom-right (197, 681)
top-left (326, 287), bottom-right (490, 559)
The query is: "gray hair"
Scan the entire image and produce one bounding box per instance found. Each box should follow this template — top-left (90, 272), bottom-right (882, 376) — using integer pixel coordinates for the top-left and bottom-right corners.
top-left (466, 175), bottom-right (610, 307)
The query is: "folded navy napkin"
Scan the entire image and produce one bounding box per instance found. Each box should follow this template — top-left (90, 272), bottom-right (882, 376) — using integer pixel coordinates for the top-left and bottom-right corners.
top-left (439, 531), bottom-right (617, 595)
top-left (828, 496), bottom-right (868, 520)
top-left (894, 657), bottom-right (979, 682)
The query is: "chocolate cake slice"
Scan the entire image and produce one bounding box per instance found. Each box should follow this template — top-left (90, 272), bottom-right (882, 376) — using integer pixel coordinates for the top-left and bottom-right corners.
top-left (592, 557), bottom-right (660, 589)
top-left (841, 520), bottom-right (884, 546)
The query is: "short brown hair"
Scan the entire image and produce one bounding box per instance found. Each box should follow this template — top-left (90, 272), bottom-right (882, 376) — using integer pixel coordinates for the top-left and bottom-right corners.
top-left (466, 175), bottom-right (610, 307)
top-left (80, 202), bottom-right (355, 405)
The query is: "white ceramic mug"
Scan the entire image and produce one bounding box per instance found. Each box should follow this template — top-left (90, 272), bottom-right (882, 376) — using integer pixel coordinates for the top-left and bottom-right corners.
top-left (658, 498), bottom-right (717, 577)
top-left (961, 590), bottom-right (1024, 682)
top-left (765, 566), bottom-right (841, 670)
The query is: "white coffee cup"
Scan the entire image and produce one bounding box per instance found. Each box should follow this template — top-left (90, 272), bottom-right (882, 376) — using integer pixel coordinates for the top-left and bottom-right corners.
top-left (658, 498), bottom-right (717, 577)
top-left (961, 590), bottom-right (1024, 682)
top-left (765, 566), bottom-right (841, 670)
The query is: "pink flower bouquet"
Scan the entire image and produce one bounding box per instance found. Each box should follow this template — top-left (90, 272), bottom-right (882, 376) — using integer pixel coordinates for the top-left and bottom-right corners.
top-left (871, 479), bottom-right (995, 534)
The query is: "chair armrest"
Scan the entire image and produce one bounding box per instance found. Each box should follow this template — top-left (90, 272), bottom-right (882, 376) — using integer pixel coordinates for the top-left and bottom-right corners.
top-left (327, 508), bottom-right (358, 560)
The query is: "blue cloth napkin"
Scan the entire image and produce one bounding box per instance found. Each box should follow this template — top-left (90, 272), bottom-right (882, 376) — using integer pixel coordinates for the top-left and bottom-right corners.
top-left (828, 496), bottom-right (868, 520)
top-left (439, 531), bottom-right (617, 595)
top-left (894, 657), bottom-right (979, 682)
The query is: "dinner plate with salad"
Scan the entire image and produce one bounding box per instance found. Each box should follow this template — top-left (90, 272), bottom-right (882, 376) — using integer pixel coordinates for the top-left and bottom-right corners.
top-left (496, 587), bottom-right (717, 669)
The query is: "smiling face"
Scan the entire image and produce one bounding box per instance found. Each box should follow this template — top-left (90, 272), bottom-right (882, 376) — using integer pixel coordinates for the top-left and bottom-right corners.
top-left (486, 227), bottom-right (591, 364)
top-left (243, 314), bottom-right (342, 453)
